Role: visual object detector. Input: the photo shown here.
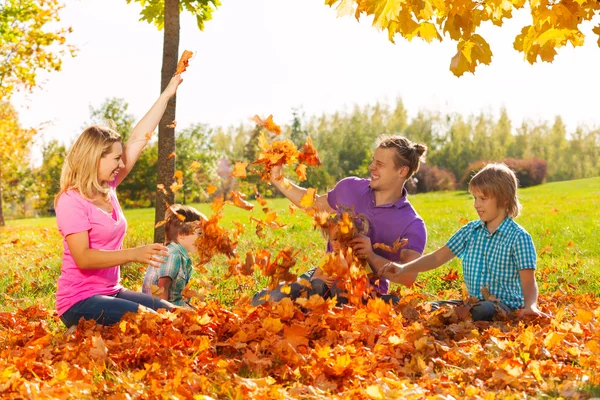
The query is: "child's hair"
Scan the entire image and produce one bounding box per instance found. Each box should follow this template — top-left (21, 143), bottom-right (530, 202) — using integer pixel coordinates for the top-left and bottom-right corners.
top-left (376, 135), bottom-right (428, 179)
top-left (55, 125), bottom-right (122, 207)
top-left (164, 204), bottom-right (207, 244)
top-left (468, 163), bottom-right (522, 218)
top-left (320, 210), bottom-right (370, 245)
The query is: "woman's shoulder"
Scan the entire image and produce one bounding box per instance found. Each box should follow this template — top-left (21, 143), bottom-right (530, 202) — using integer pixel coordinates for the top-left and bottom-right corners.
top-left (56, 189), bottom-right (88, 210)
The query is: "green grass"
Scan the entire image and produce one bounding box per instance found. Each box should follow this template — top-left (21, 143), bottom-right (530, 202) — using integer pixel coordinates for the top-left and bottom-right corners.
top-left (1, 177), bottom-right (599, 312)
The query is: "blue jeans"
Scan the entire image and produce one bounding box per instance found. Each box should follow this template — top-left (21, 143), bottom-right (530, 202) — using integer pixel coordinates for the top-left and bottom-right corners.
top-left (60, 289), bottom-right (174, 327)
top-left (430, 299), bottom-right (514, 321)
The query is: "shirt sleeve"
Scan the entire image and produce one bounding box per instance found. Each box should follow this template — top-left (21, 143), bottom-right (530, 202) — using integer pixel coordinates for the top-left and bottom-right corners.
top-left (56, 191), bottom-right (92, 237)
top-left (159, 253), bottom-right (183, 280)
top-left (327, 177), bottom-right (357, 211)
top-left (403, 218), bottom-right (427, 254)
top-left (446, 223), bottom-right (473, 258)
top-left (512, 231), bottom-right (537, 270)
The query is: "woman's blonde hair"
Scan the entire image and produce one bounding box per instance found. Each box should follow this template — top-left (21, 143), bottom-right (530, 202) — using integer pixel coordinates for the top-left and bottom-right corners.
top-left (55, 126), bottom-right (122, 207)
top-left (468, 163), bottom-right (522, 218)
top-left (376, 135), bottom-right (428, 179)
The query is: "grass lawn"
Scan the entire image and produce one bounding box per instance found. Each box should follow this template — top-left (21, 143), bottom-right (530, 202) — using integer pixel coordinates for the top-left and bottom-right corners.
top-left (1, 177), bottom-right (599, 399)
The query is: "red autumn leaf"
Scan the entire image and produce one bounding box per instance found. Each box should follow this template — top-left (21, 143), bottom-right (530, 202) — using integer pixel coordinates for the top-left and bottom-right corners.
top-left (174, 50), bottom-right (194, 75)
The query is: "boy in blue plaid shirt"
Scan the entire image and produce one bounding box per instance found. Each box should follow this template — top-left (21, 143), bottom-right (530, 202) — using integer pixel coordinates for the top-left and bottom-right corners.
top-left (380, 163), bottom-right (550, 321)
top-left (142, 205), bottom-right (206, 307)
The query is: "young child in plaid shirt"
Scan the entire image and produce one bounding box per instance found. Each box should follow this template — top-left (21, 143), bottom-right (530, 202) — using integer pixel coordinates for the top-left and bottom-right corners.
top-left (142, 204), bottom-right (206, 307)
top-left (381, 163), bottom-right (550, 321)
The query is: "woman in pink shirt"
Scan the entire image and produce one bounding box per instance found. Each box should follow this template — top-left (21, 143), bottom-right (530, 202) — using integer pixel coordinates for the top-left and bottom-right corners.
top-left (55, 75), bottom-right (182, 327)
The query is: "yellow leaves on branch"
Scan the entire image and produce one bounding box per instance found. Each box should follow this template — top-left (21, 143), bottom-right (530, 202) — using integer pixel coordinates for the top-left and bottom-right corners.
top-left (326, 0), bottom-right (600, 76)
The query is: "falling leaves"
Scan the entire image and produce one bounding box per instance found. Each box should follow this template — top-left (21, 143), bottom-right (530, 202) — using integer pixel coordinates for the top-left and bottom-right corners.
top-left (231, 162), bottom-right (248, 178)
top-left (230, 190), bottom-right (254, 211)
top-left (299, 188), bottom-right (316, 209)
top-left (251, 114), bottom-right (281, 135)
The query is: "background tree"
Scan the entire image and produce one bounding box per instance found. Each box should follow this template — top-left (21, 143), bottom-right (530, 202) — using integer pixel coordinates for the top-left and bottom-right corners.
top-left (325, 0), bottom-right (600, 76)
top-left (126, 0), bottom-right (220, 242)
top-left (0, 103), bottom-right (36, 225)
top-left (33, 139), bottom-right (66, 216)
top-left (0, 0), bottom-right (75, 100)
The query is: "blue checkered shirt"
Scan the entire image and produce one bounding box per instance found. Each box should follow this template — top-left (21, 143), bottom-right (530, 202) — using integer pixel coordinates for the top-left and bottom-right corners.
top-left (142, 242), bottom-right (192, 306)
top-left (446, 217), bottom-right (536, 309)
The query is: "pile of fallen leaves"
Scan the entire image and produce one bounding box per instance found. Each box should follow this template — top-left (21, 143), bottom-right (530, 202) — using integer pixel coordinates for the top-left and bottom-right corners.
top-left (1, 291), bottom-right (599, 399)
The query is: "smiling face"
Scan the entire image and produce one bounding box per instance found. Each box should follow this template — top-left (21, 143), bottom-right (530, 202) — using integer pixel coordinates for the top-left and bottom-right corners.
top-left (471, 188), bottom-right (508, 230)
top-left (98, 142), bottom-right (124, 183)
top-left (368, 147), bottom-right (408, 192)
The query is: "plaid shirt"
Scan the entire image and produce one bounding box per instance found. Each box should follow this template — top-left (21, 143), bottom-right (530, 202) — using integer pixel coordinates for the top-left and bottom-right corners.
top-left (142, 242), bottom-right (192, 306)
top-left (446, 217), bottom-right (536, 309)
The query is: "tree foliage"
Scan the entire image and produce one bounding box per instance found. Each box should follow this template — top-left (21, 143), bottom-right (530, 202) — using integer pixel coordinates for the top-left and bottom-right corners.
top-left (325, 0), bottom-right (600, 76)
top-left (126, 0), bottom-right (220, 31)
top-left (0, 0), bottom-right (75, 100)
top-left (0, 103), bottom-right (36, 225)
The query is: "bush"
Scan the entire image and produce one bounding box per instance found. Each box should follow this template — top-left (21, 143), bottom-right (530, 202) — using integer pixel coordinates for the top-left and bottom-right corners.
top-left (461, 158), bottom-right (548, 188)
top-left (409, 164), bottom-right (457, 193)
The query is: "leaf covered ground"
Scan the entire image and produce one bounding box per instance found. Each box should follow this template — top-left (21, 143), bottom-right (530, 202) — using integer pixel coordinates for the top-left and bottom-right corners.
top-left (1, 289), bottom-right (599, 399)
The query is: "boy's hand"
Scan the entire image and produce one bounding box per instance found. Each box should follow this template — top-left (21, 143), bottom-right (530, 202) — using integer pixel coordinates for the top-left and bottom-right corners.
top-left (518, 304), bottom-right (552, 320)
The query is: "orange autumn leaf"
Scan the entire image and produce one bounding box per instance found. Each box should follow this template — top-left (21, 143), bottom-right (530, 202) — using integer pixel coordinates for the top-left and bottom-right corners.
top-left (253, 134), bottom-right (299, 181)
top-left (251, 114), bottom-right (281, 135)
top-left (299, 188), bottom-right (316, 208)
top-left (167, 121), bottom-right (177, 129)
top-left (298, 137), bottom-right (321, 166)
top-left (232, 162), bottom-right (248, 178)
top-left (288, 203), bottom-right (297, 215)
top-left (441, 268), bottom-right (459, 282)
top-left (230, 191), bottom-right (254, 211)
top-left (373, 237), bottom-right (408, 254)
top-left (296, 164), bottom-right (307, 181)
top-left (174, 50), bottom-right (194, 75)
top-left (167, 152), bottom-right (176, 159)
top-left (206, 184), bottom-right (217, 195)
top-left (144, 132), bottom-right (154, 141)
top-left (173, 170), bottom-right (183, 180)
top-left (254, 189), bottom-right (267, 206)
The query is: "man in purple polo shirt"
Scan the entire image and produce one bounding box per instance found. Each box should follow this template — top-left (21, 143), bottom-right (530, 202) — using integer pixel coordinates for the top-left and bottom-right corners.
top-left (252, 135), bottom-right (428, 305)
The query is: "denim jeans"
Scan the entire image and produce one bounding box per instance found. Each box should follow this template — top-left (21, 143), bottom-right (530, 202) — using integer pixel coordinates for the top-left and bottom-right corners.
top-left (60, 289), bottom-right (174, 327)
top-left (430, 299), bottom-right (514, 321)
top-left (251, 275), bottom-right (399, 307)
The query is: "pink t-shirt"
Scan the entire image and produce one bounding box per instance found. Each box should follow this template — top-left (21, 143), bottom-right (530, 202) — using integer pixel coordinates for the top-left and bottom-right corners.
top-left (55, 181), bottom-right (127, 316)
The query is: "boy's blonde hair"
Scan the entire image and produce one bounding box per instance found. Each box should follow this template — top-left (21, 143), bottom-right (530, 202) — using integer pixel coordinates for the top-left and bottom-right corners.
top-left (469, 163), bottom-right (522, 218)
top-left (164, 204), bottom-right (207, 244)
top-left (376, 135), bottom-right (428, 179)
top-left (55, 125), bottom-right (122, 207)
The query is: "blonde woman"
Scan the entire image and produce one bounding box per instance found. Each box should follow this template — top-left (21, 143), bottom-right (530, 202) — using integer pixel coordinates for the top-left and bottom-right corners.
top-left (55, 75), bottom-right (182, 327)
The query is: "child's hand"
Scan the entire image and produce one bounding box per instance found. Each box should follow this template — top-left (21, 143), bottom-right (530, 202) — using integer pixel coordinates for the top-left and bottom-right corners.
top-left (132, 244), bottom-right (169, 268)
top-left (349, 234), bottom-right (374, 260)
top-left (518, 304), bottom-right (552, 320)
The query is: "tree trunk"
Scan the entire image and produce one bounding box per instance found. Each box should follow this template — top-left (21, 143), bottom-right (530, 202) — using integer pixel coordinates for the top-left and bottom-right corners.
top-left (154, 0), bottom-right (180, 243)
top-left (0, 157), bottom-right (4, 227)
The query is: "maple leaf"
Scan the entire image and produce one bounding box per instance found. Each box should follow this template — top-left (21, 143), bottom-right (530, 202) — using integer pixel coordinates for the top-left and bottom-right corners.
top-left (299, 188), bottom-right (316, 208)
top-left (167, 120), bottom-right (177, 129)
top-left (250, 114), bottom-right (282, 135)
top-left (298, 137), bottom-right (322, 166)
top-left (232, 162), bottom-right (248, 178)
top-left (174, 50), bottom-right (194, 75)
top-left (296, 164), bottom-right (308, 181)
top-left (167, 152), bottom-right (176, 159)
top-left (252, 134), bottom-right (299, 180)
top-left (373, 237), bottom-right (407, 253)
top-left (450, 34), bottom-right (493, 76)
top-left (441, 268), bottom-right (459, 282)
top-left (230, 191), bottom-right (254, 211)
top-left (206, 184), bottom-right (217, 195)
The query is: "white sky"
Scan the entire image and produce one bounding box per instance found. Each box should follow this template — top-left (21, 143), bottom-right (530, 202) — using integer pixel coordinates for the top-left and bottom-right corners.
top-left (12, 0), bottom-right (600, 163)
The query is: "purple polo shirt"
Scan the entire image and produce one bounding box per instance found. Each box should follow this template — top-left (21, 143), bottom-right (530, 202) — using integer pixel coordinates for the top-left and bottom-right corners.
top-left (327, 177), bottom-right (427, 294)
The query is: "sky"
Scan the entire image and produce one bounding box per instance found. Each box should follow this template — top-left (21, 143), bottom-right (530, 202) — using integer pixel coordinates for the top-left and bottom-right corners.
top-left (12, 0), bottom-right (600, 164)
